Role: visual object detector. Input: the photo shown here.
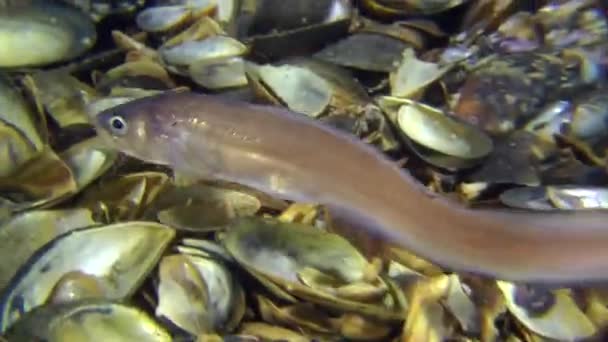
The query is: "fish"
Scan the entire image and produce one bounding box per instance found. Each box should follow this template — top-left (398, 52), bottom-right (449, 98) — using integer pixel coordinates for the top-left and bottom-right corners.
top-left (91, 90), bottom-right (608, 286)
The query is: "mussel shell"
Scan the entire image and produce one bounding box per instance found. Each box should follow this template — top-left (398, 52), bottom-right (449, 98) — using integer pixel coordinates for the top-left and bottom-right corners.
top-left (361, 0), bottom-right (469, 16)
top-left (524, 100), bottom-right (572, 143)
top-left (220, 216), bottom-right (404, 321)
top-left (561, 88), bottom-right (608, 164)
top-left (25, 69), bottom-right (97, 128)
top-left (243, 0), bottom-right (352, 59)
top-left (147, 181), bottom-right (261, 227)
top-left (245, 61), bottom-right (332, 117)
top-left (135, 5), bottom-right (194, 33)
top-left (0, 221), bottom-right (175, 332)
top-left (499, 186), bottom-right (555, 210)
top-left (222, 216), bottom-right (369, 284)
top-left (397, 100), bottom-right (493, 159)
top-left (314, 32), bottom-right (412, 72)
top-left (463, 130), bottom-right (548, 186)
top-left (0, 74), bottom-right (45, 165)
top-left (546, 185), bottom-right (608, 210)
top-left (244, 0), bottom-right (350, 35)
top-left (156, 254), bottom-right (213, 335)
top-left (160, 35), bottom-right (248, 67)
top-left (189, 56), bottom-right (248, 90)
top-left (156, 253), bottom-right (245, 335)
top-left (60, 138), bottom-right (118, 190)
top-left (0, 122), bottom-right (39, 178)
top-left (245, 58), bottom-right (369, 117)
top-left (0, 209), bottom-right (97, 293)
top-left (0, 0), bottom-right (97, 68)
top-left (3, 299), bottom-right (171, 341)
top-left (497, 281), bottom-right (597, 340)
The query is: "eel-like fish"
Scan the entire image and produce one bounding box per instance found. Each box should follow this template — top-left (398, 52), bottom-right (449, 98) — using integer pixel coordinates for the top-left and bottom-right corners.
top-left (91, 90), bottom-right (608, 285)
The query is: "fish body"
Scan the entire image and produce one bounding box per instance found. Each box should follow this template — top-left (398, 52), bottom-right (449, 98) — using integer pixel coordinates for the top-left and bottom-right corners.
top-left (93, 91), bottom-right (608, 285)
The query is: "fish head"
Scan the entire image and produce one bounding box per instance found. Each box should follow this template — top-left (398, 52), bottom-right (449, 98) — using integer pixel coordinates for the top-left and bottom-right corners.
top-left (92, 93), bottom-right (177, 166)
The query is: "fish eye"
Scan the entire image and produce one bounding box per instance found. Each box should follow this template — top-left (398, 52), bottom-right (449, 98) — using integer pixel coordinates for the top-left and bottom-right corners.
top-left (108, 115), bottom-right (128, 135)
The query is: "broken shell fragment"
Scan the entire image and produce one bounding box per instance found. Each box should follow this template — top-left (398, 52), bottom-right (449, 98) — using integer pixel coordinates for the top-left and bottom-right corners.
top-left (390, 48), bottom-right (454, 99)
top-left (243, 0), bottom-right (352, 59)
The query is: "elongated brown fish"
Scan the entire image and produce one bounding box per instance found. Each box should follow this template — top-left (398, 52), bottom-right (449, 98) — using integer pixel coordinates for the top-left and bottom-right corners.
top-left (92, 90), bottom-right (608, 285)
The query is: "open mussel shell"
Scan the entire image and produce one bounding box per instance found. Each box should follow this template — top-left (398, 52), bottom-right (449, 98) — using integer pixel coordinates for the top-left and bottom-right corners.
top-left (156, 253), bottom-right (246, 336)
top-left (245, 58), bottom-right (368, 118)
top-left (385, 97), bottom-right (493, 170)
top-left (220, 216), bottom-right (404, 321)
top-left (0, 208), bottom-right (98, 293)
top-left (0, 73), bottom-right (46, 177)
top-left (397, 100), bottom-right (493, 159)
top-left (156, 254), bottom-right (212, 336)
top-left (0, 221), bottom-right (176, 332)
top-left (546, 185), bottom-right (608, 210)
top-left (497, 281), bottom-right (597, 341)
top-left (3, 299), bottom-right (171, 341)
top-left (222, 216), bottom-right (369, 283)
top-left (0, 137), bottom-right (118, 214)
top-left (0, 0), bottom-right (97, 68)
